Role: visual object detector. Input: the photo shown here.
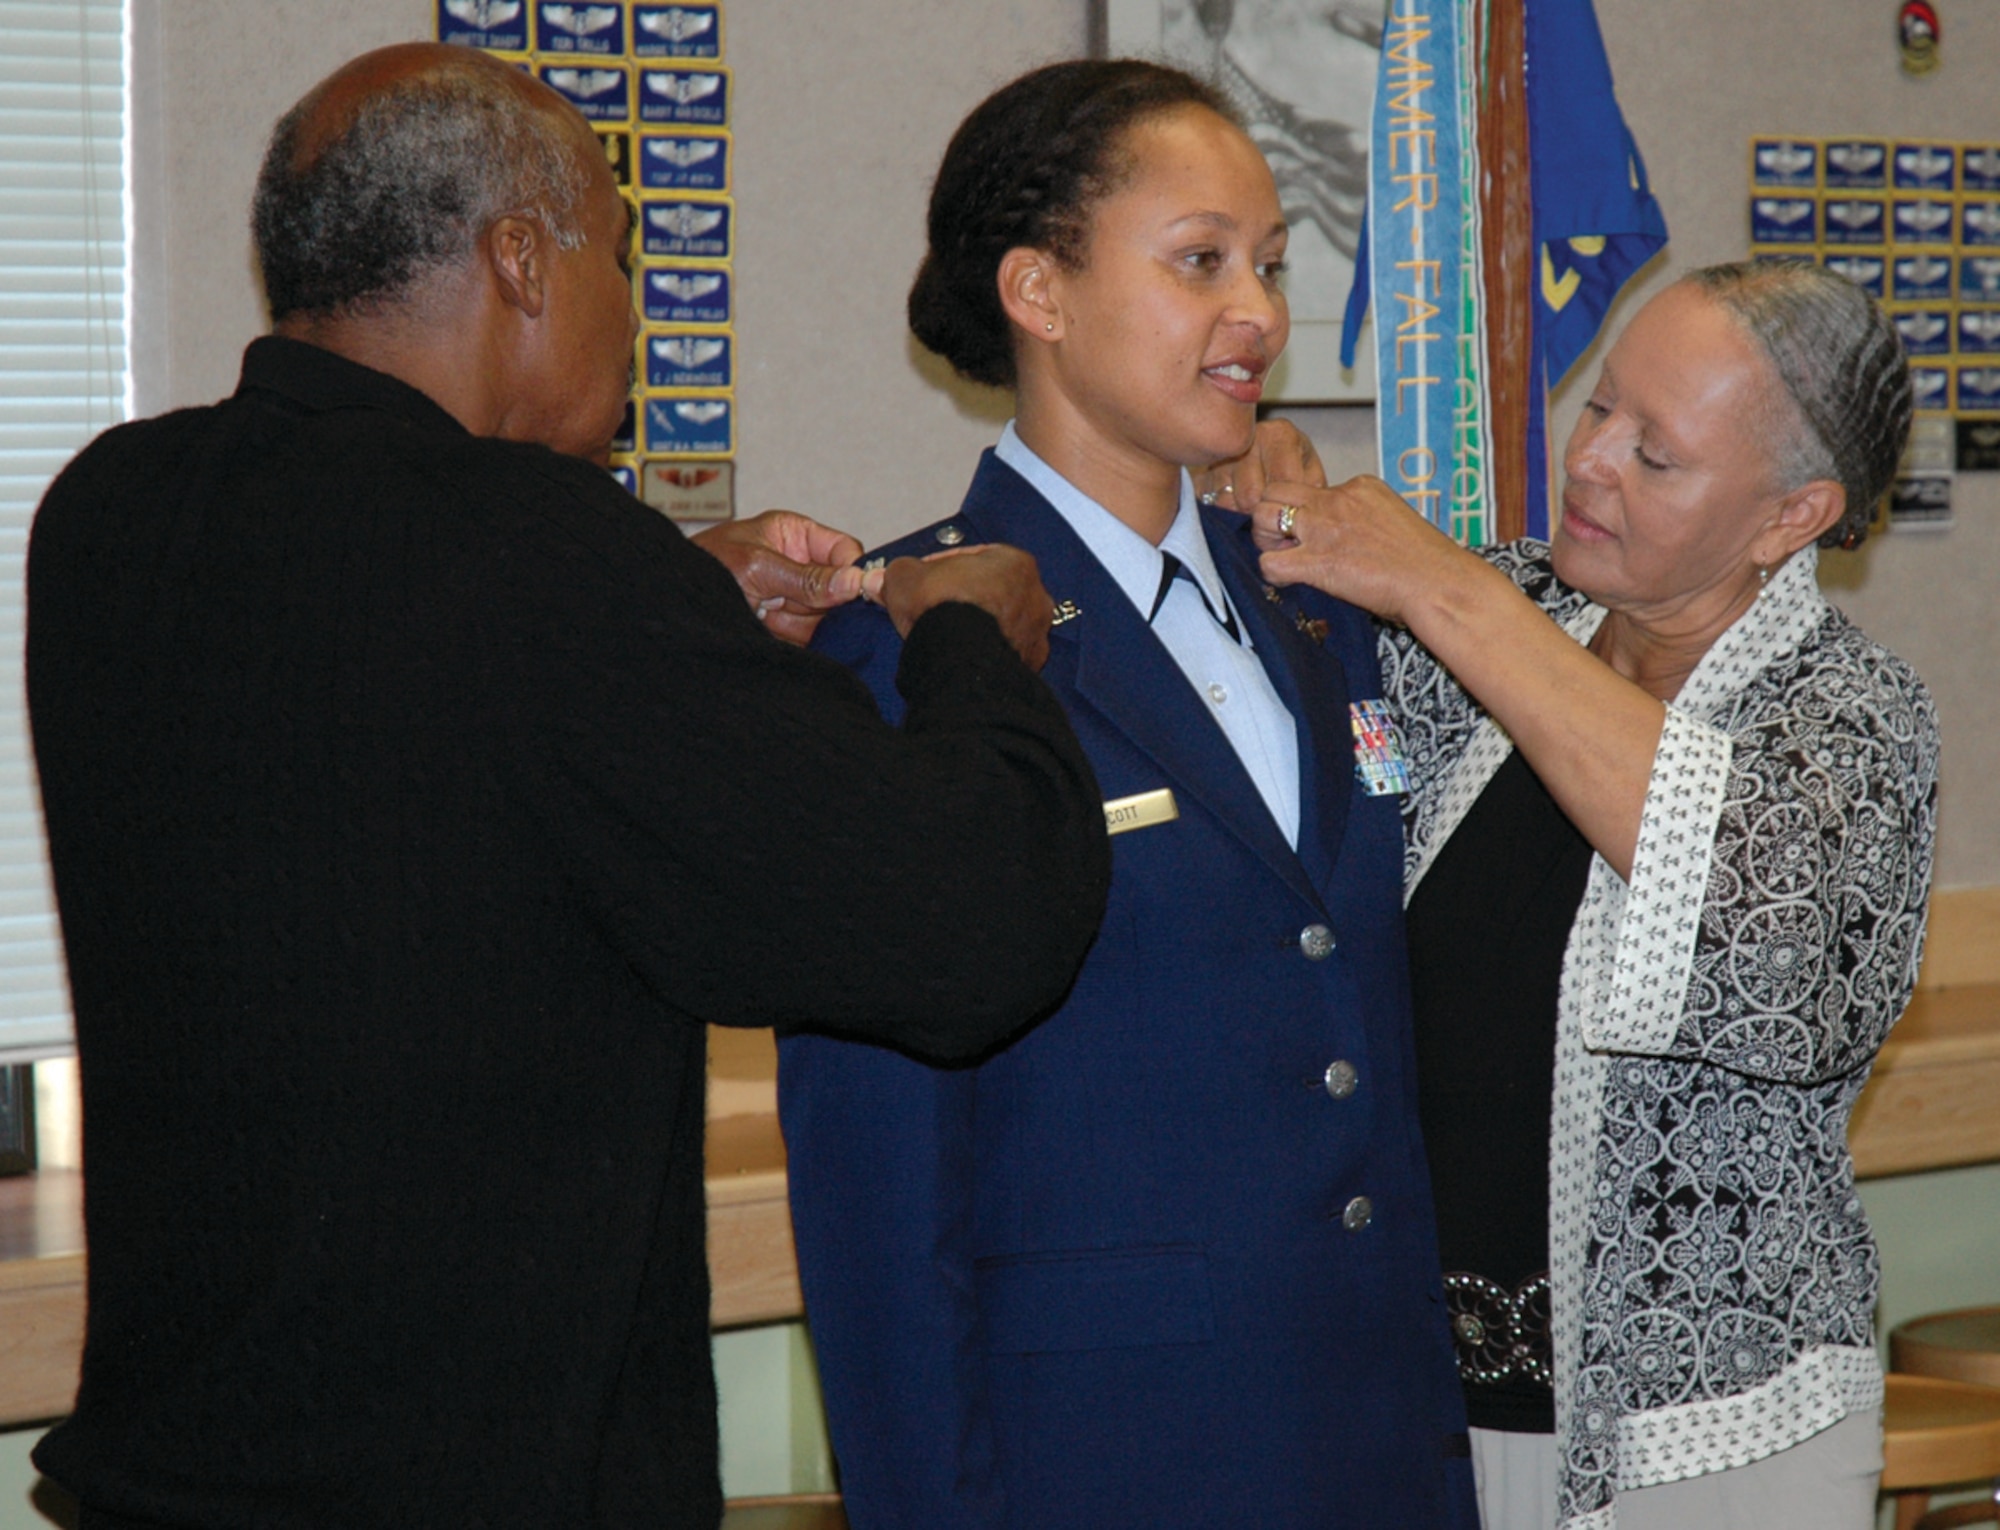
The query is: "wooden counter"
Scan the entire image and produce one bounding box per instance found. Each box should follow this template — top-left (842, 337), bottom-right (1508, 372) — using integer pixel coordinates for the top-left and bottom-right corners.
top-left (705, 1105), bottom-right (801, 1329)
top-left (1848, 886), bottom-right (2000, 1177)
top-left (0, 1168), bottom-right (83, 1426)
top-left (3, 928), bottom-right (1995, 1431)
top-left (0, 1032), bottom-right (799, 1428)
top-left (1851, 983), bottom-right (2000, 1178)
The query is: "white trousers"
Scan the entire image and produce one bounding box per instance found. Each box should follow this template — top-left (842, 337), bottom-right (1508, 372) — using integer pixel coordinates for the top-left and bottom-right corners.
top-left (1469, 1409), bottom-right (1883, 1530)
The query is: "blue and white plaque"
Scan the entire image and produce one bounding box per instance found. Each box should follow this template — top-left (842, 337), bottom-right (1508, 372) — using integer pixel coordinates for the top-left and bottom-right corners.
top-left (1958, 309), bottom-right (2000, 356)
top-left (1961, 255), bottom-right (2000, 304)
top-left (1893, 309), bottom-right (1952, 357)
top-left (1958, 366), bottom-right (2000, 413)
top-left (1892, 198), bottom-right (1954, 244)
top-left (1893, 142), bottom-right (1956, 192)
top-left (646, 396), bottom-right (734, 455)
top-left (1961, 202), bottom-right (2000, 248)
top-left (1751, 140), bottom-right (1817, 188)
top-left (632, 4), bottom-right (722, 58)
top-left (538, 64), bottom-right (629, 121)
top-left (646, 332), bottom-right (733, 390)
top-left (1822, 198), bottom-right (1886, 245)
top-left (641, 198), bottom-right (731, 259)
top-left (1824, 140), bottom-right (1887, 189)
top-left (1824, 254), bottom-right (1886, 297)
top-left (1751, 197), bottom-right (1817, 245)
top-left (639, 132), bottom-right (729, 192)
top-left (1910, 366), bottom-right (1951, 412)
top-left (638, 67), bottom-right (728, 125)
top-left (1965, 147), bottom-right (2000, 194)
top-left (642, 266), bottom-right (732, 325)
top-left (1893, 254), bottom-right (1953, 302)
top-left (438, 0), bottom-right (529, 51)
top-left (536, 2), bottom-right (625, 55)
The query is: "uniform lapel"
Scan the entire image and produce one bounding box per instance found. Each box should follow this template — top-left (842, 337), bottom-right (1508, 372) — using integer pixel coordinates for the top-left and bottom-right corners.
top-left (1204, 511), bottom-right (1354, 903)
top-left (958, 454), bottom-right (1322, 912)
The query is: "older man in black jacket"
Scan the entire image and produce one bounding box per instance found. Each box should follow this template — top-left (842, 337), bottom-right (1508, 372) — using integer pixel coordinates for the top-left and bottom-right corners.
top-left (24, 42), bottom-right (1107, 1530)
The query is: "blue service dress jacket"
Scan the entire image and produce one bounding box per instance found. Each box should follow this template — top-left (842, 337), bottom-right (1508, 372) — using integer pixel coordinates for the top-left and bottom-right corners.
top-left (780, 452), bottom-right (1476, 1529)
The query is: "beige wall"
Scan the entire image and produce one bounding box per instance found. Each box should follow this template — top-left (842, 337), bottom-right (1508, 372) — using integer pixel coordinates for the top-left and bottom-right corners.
top-left (131, 0), bottom-right (2000, 889)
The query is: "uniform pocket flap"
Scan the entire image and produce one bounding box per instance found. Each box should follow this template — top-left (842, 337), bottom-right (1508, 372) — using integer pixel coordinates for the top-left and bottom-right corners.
top-left (975, 1246), bottom-right (1214, 1355)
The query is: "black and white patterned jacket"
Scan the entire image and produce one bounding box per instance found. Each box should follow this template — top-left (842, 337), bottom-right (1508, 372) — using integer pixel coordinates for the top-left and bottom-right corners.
top-left (1382, 541), bottom-right (1939, 1528)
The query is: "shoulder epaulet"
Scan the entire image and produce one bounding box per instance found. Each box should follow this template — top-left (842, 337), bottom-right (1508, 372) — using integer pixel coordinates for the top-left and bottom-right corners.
top-left (858, 518), bottom-right (973, 573)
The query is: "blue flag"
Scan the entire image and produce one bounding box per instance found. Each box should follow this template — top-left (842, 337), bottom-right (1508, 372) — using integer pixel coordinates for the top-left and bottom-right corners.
top-left (1341, 0), bottom-right (1665, 542)
top-left (1523, 0), bottom-right (1668, 536)
top-left (1360, 0), bottom-right (1483, 539)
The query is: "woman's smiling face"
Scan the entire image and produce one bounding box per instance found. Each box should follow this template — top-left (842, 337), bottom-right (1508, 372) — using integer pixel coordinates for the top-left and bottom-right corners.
top-left (1036, 104), bottom-right (1291, 478)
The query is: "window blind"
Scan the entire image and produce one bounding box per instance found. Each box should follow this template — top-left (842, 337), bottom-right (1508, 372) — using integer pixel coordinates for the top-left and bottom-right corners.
top-left (0, 0), bottom-right (127, 1061)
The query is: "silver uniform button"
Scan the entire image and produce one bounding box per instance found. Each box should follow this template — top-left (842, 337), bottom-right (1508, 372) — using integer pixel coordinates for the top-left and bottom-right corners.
top-left (1341, 1195), bottom-right (1374, 1232)
top-left (1208, 682), bottom-right (1228, 706)
top-left (1299, 923), bottom-right (1335, 960)
top-left (935, 524), bottom-right (965, 547)
top-left (1323, 1060), bottom-right (1358, 1099)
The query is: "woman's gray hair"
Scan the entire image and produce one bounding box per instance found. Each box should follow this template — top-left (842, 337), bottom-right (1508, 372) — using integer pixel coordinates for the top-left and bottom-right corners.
top-left (253, 55), bottom-right (592, 323)
top-left (1684, 259), bottom-right (1912, 550)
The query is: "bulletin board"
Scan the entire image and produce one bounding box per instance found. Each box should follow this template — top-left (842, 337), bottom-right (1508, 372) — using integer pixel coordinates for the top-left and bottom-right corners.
top-left (1750, 137), bottom-right (2000, 530)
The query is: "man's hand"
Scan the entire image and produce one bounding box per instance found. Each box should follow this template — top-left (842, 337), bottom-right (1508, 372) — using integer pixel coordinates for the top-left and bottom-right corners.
top-left (879, 544), bottom-right (1055, 672)
top-left (1192, 418), bottom-right (1326, 513)
top-left (691, 509), bottom-right (868, 645)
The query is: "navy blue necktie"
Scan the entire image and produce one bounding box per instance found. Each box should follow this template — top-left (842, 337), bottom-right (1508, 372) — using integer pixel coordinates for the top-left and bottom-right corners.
top-left (1149, 552), bottom-right (1240, 643)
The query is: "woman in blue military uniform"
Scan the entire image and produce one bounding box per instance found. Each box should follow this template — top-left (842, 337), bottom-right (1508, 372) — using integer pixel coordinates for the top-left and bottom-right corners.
top-left (778, 59), bottom-right (1474, 1529)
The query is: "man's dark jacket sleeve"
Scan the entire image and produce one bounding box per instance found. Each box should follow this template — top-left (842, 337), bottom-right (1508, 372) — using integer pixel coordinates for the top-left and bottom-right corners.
top-left (490, 463), bottom-right (1112, 1058)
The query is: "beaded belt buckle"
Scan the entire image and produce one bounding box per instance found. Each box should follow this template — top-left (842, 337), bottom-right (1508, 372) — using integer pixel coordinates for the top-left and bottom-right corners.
top-left (1442, 1270), bottom-right (1553, 1387)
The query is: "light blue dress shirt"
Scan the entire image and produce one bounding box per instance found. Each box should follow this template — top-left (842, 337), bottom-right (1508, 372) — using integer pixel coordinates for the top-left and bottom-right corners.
top-left (995, 423), bottom-right (1302, 849)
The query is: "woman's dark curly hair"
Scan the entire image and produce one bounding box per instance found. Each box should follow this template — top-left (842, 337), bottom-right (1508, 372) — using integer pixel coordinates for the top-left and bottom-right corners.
top-left (908, 59), bottom-right (1235, 388)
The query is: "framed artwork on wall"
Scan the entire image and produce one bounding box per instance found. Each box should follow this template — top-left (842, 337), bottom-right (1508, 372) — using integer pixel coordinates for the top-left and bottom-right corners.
top-left (1102, 0), bottom-right (1381, 402)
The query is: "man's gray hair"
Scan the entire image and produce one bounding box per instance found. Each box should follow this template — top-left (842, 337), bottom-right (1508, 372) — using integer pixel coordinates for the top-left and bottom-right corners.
top-left (253, 56), bottom-right (593, 322)
top-left (1685, 259), bottom-right (1913, 550)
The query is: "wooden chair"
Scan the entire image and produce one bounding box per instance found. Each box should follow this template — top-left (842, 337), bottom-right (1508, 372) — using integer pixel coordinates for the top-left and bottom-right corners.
top-left (1883, 1373), bottom-right (2000, 1530)
top-left (720, 1492), bottom-right (846, 1530)
top-left (1897, 1307), bottom-right (2000, 1390)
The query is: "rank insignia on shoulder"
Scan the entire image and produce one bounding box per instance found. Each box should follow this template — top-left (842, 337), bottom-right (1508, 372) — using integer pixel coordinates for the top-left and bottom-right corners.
top-left (1349, 699), bottom-right (1412, 797)
top-left (1262, 583), bottom-right (1325, 643)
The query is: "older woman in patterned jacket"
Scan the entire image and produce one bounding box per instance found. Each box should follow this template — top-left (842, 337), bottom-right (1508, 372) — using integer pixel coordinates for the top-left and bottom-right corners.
top-left (1233, 260), bottom-right (1938, 1530)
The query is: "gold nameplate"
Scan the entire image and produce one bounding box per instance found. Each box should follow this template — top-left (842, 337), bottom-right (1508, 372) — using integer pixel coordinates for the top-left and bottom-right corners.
top-left (1103, 788), bottom-right (1179, 837)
